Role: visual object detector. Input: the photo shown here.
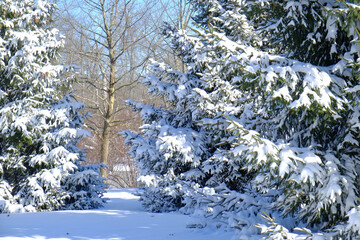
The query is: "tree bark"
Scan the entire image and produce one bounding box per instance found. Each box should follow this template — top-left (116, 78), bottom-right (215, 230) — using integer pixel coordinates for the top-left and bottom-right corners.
top-left (99, 0), bottom-right (117, 178)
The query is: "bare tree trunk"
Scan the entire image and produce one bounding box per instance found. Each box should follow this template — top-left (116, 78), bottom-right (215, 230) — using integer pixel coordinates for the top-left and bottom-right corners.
top-left (98, 0), bottom-right (116, 178)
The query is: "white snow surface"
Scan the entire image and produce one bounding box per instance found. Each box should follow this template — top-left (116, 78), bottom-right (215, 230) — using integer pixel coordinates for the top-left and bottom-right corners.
top-left (0, 188), bottom-right (234, 240)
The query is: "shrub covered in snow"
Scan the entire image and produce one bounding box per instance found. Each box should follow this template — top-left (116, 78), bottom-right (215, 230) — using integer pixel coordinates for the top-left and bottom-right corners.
top-left (0, 0), bottom-right (105, 213)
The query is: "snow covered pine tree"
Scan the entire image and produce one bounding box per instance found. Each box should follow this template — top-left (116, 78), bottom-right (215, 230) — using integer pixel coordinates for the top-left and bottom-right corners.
top-left (124, 0), bottom-right (360, 238)
top-left (0, 0), bottom-right (105, 213)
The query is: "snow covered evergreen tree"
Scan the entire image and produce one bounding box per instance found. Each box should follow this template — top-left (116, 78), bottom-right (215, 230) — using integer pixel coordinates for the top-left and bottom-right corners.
top-left (0, 0), bottom-right (105, 213)
top-left (124, 0), bottom-right (360, 238)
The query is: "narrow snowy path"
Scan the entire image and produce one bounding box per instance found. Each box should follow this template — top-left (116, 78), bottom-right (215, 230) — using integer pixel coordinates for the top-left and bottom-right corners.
top-left (0, 189), bottom-right (234, 240)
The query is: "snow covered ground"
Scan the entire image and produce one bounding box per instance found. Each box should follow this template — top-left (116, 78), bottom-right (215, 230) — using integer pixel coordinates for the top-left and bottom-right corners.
top-left (0, 189), bottom-right (234, 240)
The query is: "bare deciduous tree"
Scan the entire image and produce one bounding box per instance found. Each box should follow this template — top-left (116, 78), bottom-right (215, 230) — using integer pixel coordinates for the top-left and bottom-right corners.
top-left (57, 0), bottom-right (155, 179)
